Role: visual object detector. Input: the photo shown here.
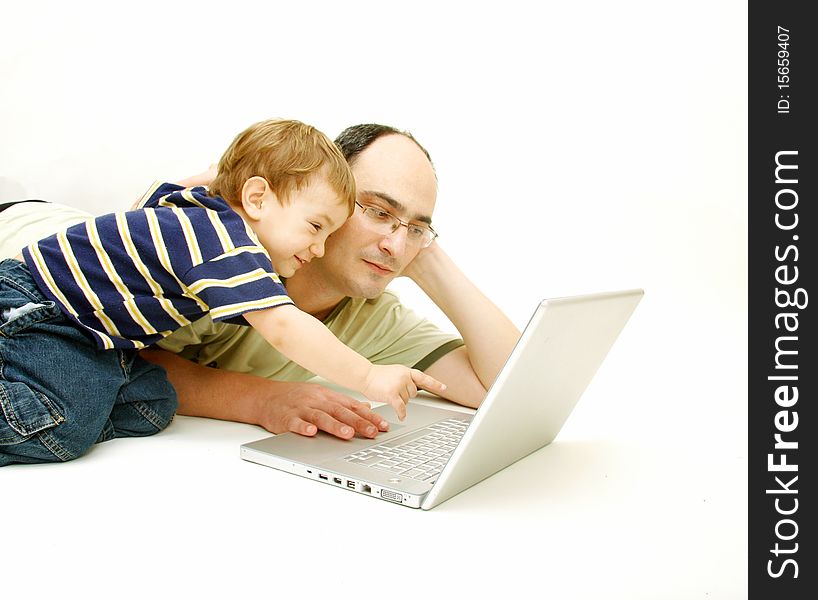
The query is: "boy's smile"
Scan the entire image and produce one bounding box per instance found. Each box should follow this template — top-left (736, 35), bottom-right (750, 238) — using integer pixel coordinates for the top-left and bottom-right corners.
top-left (243, 173), bottom-right (352, 278)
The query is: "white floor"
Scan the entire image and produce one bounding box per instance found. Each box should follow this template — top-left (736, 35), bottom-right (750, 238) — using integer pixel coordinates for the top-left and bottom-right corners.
top-left (3, 295), bottom-right (747, 599)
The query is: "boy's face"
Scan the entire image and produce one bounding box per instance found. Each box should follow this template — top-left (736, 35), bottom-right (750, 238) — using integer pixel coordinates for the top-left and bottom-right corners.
top-left (253, 174), bottom-right (350, 278)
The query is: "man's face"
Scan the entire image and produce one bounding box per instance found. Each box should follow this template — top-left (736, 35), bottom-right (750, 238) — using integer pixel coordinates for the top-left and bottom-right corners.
top-left (300, 134), bottom-right (437, 298)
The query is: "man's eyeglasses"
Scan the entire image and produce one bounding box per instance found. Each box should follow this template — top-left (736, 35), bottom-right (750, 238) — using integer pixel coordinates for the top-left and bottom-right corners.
top-left (354, 201), bottom-right (438, 248)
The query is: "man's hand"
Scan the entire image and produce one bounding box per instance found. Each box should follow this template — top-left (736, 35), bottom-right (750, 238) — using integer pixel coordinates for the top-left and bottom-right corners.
top-left (129, 165), bottom-right (218, 210)
top-left (399, 238), bottom-right (437, 283)
top-left (140, 348), bottom-right (390, 441)
top-left (393, 240), bottom-right (521, 408)
top-left (255, 380), bottom-right (390, 440)
top-left (174, 163), bottom-right (218, 189)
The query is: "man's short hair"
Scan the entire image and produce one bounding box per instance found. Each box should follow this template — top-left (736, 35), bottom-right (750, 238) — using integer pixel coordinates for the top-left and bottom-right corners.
top-left (334, 124), bottom-right (433, 167)
top-left (209, 119), bottom-right (355, 214)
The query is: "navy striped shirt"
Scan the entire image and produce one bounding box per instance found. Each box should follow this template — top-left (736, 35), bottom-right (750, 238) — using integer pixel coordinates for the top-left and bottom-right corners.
top-left (23, 182), bottom-right (292, 350)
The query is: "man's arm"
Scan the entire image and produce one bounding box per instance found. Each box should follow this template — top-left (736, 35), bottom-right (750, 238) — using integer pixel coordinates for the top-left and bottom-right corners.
top-left (403, 241), bottom-right (521, 408)
top-left (140, 348), bottom-right (390, 439)
top-left (174, 164), bottom-right (218, 189)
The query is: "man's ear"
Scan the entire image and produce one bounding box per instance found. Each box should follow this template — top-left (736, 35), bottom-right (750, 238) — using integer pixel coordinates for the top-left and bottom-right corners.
top-left (241, 176), bottom-right (274, 220)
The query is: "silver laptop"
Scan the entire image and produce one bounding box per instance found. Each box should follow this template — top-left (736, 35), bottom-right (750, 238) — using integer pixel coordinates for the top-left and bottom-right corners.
top-left (240, 289), bottom-right (643, 509)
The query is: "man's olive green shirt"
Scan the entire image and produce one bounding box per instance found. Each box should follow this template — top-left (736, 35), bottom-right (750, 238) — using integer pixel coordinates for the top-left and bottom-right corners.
top-left (157, 292), bottom-right (463, 379)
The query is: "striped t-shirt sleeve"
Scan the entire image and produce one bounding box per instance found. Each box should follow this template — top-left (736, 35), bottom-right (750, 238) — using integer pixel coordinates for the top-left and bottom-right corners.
top-left (136, 181), bottom-right (292, 320)
top-left (180, 247), bottom-right (293, 323)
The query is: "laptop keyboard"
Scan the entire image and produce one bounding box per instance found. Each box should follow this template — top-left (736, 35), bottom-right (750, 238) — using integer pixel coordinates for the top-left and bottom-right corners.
top-left (344, 417), bottom-right (470, 482)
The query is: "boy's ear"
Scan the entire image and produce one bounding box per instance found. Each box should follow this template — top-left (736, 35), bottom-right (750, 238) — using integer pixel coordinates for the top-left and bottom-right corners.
top-left (241, 176), bottom-right (275, 219)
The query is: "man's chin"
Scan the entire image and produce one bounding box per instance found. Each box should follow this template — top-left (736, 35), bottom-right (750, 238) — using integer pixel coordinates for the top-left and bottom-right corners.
top-left (347, 272), bottom-right (393, 299)
top-left (354, 282), bottom-right (389, 299)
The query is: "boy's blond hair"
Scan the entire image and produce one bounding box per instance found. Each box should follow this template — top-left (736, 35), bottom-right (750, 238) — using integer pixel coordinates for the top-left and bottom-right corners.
top-left (209, 119), bottom-right (356, 214)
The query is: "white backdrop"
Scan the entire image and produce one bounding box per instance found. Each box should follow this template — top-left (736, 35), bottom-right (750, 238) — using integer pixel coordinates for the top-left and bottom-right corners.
top-left (2, 1), bottom-right (747, 597)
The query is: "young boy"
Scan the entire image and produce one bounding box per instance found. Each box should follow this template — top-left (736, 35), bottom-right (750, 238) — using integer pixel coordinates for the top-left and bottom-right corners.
top-left (0, 119), bottom-right (444, 466)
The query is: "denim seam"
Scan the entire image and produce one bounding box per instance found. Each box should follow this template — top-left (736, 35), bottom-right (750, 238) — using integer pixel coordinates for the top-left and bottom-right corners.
top-left (117, 351), bottom-right (130, 378)
top-left (37, 429), bottom-right (76, 462)
top-left (0, 384), bottom-right (65, 440)
top-left (132, 400), bottom-right (174, 431)
top-left (0, 273), bottom-right (41, 303)
top-left (38, 393), bottom-right (66, 425)
top-left (0, 304), bottom-right (62, 338)
top-left (97, 419), bottom-right (116, 443)
top-left (0, 274), bottom-right (41, 340)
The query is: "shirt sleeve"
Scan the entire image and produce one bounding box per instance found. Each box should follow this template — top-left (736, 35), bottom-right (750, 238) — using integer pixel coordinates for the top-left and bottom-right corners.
top-left (327, 292), bottom-right (464, 371)
top-left (181, 248), bottom-right (293, 323)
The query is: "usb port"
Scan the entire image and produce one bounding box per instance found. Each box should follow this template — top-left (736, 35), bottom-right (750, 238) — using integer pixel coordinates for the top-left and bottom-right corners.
top-left (318, 474), bottom-right (328, 480)
top-left (333, 477), bottom-right (342, 485)
top-left (346, 480), bottom-right (356, 489)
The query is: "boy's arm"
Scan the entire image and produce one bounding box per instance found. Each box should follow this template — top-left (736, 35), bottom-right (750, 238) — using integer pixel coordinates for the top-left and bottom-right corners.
top-left (244, 304), bottom-right (370, 390)
top-left (140, 348), bottom-right (389, 439)
top-left (243, 305), bottom-right (446, 420)
top-left (402, 242), bottom-right (521, 408)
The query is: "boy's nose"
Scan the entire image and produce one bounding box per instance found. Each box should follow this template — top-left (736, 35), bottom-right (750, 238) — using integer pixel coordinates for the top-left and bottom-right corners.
top-left (310, 242), bottom-right (325, 258)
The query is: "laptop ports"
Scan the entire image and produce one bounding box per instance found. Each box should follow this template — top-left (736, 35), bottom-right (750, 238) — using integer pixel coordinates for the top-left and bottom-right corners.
top-left (346, 480), bottom-right (356, 489)
top-left (318, 474), bottom-right (328, 481)
top-left (380, 489), bottom-right (403, 503)
top-left (333, 477), bottom-right (342, 485)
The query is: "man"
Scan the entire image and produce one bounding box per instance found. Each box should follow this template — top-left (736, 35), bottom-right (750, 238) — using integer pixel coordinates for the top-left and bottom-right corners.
top-left (0, 124), bottom-right (520, 441)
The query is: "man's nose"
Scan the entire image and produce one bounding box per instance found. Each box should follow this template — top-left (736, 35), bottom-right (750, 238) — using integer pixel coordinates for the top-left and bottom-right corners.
top-left (378, 225), bottom-right (408, 257)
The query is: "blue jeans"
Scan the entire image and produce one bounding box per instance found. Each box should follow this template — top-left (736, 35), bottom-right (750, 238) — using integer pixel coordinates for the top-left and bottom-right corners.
top-left (0, 259), bottom-right (178, 466)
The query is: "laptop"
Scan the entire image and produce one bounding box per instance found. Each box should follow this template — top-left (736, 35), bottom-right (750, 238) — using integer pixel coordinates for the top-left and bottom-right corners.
top-left (240, 288), bottom-right (643, 509)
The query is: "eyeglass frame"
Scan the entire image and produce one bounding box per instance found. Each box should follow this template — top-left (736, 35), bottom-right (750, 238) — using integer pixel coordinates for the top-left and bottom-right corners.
top-left (354, 200), bottom-right (439, 248)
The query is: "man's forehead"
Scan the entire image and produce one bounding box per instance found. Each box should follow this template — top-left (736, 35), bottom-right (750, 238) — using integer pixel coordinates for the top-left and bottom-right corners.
top-left (350, 135), bottom-right (437, 218)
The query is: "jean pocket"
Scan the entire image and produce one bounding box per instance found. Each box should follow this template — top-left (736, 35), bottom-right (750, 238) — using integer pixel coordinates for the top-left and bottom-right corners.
top-left (0, 380), bottom-right (65, 445)
top-left (0, 300), bottom-right (61, 337)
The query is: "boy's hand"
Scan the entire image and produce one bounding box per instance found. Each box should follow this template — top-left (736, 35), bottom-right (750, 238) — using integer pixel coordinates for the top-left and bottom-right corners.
top-left (361, 365), bottom-right (447, 420)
